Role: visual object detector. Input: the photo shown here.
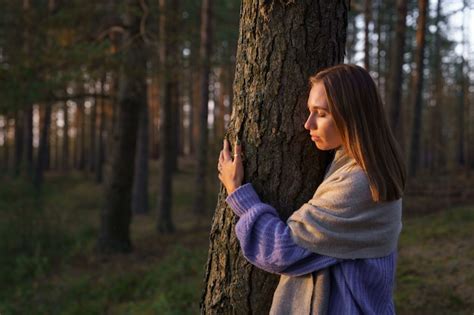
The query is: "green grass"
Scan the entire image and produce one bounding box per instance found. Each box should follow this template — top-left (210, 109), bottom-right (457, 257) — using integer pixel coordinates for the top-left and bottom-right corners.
top-left (1, 162), bottom-right (473, 314)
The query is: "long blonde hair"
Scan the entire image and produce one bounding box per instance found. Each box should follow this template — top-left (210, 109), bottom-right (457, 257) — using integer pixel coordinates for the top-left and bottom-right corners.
top-left (310, 64), bottom-right (406, 202)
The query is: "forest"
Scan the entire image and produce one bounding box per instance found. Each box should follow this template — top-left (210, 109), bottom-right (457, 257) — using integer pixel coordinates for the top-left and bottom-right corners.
top-left (0, 0), bottom-right (473, 314)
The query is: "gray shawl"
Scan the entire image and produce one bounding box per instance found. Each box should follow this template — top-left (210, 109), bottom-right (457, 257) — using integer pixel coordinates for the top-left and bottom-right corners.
top-left (270, 146), bottom-right (402, 315)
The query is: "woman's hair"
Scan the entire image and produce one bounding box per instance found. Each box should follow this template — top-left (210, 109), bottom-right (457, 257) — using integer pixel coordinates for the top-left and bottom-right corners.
top-left (309, 64), bottom-right (406, 202)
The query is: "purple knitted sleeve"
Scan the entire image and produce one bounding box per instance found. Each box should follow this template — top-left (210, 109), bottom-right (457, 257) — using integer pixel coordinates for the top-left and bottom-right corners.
top-left (226, 183), bottom-right (342, 276)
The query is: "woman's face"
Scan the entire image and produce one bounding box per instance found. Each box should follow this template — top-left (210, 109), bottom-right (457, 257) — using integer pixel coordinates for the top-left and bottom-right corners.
top-left (304, 82), bottom-right (343, 150)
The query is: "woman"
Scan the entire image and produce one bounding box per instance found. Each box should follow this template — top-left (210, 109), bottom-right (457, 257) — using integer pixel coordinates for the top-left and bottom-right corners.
top-left (217, 64), bottom-right (406, 314)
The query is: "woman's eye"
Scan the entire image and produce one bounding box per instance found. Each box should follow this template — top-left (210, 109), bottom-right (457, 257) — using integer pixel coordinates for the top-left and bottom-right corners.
top-left (317, 112), bottom-right (326, 117)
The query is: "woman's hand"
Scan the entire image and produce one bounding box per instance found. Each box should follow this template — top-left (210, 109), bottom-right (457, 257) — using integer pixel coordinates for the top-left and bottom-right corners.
top-left (217, 139), bottom-right (244, 195)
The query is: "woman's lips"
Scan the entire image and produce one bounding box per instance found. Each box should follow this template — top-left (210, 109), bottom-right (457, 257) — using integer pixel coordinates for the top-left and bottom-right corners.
top-left (311, 135), bottom-right (320, 141)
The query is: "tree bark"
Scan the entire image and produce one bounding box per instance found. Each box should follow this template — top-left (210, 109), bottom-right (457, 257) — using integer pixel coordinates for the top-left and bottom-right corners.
top-left (200, 1), bottom-right (348, 314)
top-left (408, 0), bottom-right (428, 176)
top-left (428, 0), bottom-right (445, 172)
top-left (364, 0), bottom-right (372, 71)
top-left (387, 0), bottom-right (407, 149)
top-left (14, 111), bottom-right (24, 176)
top-left (62, 101), bottom-right (69, 171)
top-left (23, 106), bottom-right (33, 177)
top-left (89, 99), bottom-right (97, 172)
top-left (97, 1), bottom-right (147, 253)
top-left (194, 0), bottom-right (214, 215)
top-left (132, 97), bottom-right (150, 215)
top-left (95, 79), bottom-right (106, 183)
top-left (33, 104), bottom-right (52, 190)
top-left (156, 0), bottom-right (180, 234)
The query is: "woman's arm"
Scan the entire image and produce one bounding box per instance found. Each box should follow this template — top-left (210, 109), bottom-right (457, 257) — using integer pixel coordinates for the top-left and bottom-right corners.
top-left (226, 183), bottom-right (342, 276)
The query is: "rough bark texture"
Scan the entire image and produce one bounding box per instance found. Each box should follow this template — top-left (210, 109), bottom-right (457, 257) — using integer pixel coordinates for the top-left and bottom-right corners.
top-left (194, 0), bottom-right (214, 215)
top-left (387, 0), bottom-right (407, 149)
top-left (408, 0), bottom-right (428, 176)
top-left (200, 1), bottom-right (348, 314)
top-left (97, 1), bottom-right (146, 253)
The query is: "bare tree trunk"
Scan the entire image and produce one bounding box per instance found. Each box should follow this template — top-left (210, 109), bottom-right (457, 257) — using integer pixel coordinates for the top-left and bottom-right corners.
top-left (408, 0), bottom-right (429, 176)
top-left (89, 100), bottom-right (97, 172)
top-left (132, 98), bottom-right (150, 215)
top-left (23, 106), bottom-right (33, 177)
top-left (62, 101), bottom-right (69, 171)
top-left (156, 0), bottom-right (179, 234)
top-left (387, 0), bottom-right (407, 150)
top-left (200, 1), bottom-right (348, 313)
top-left (33, 104), bottom-right (52, 190)
top-left (2, 117), bottom-right (9, 174)
top-left (14, 111), bottom-right (24, 176)
top-left (194, 0), bottom-right (213, 215)
top-left (97, 1), bottom-right (147, 254)
top-left (428, 0), bottom-right (445, 172)
top-left (364, 0), bottom-right (372, 71)
top-left (95, 79), bottom-right (106, 183)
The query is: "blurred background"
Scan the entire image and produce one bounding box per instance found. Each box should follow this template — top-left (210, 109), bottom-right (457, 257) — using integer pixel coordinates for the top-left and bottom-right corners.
top-left (0, 0), bottom-right (473, 314)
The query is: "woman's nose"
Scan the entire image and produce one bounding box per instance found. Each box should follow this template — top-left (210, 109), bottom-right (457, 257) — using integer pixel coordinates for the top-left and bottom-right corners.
top-left (304, 114), bottom-right (315, 130)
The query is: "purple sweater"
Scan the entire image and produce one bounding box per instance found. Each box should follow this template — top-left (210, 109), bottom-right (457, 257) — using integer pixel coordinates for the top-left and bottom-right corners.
top-left (226, 183), bottom-right (397, 315)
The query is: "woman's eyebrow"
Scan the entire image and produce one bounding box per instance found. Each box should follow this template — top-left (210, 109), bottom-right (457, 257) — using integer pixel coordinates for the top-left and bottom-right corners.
top-left (307, 104), bottom-right (328, 111)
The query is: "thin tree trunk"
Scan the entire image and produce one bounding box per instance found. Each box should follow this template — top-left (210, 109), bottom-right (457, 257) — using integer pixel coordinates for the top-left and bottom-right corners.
top-left (89, 100), bottom-right (97, 172)
top-left (62, 101), bottom-right (69, 171)
top-left (156, 0), bottom-right (179, 234)
top-left (132, 98), bottom-right (150, 215)
top-left (97, 1), bottom-right (147, 254)
top-left (194, 0), bottom-right (213, 215)
top-left (200, 1), bottom-right (348, 313)
top-left (364, 0), bottom-right (372, 71)
top-left (387, 0), bottom-right (407, 149)
top-left (14, 111), bottom-right (24, 176)
top-left (33, 104), bottom-right (52, 190)
top-left (22, 106), bottom-right (33, 177)
top-left (96, 80), bottom-right (106, 183)
top-left (429, 0), bottom-right (445, 172)
top-left (408, 0), bottom-right (429, 176)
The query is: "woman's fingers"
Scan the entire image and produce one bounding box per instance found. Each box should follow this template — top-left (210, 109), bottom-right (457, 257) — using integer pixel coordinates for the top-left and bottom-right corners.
top-left (223, 139), bottom-right (231, 161)
top-left (233, 140), bottom-right (242, 164)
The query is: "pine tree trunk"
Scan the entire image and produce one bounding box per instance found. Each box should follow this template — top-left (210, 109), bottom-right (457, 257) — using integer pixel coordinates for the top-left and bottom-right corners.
top-left (33, 104), bottom-right (52, 190)
top-left (194, 0), bottom-right (213, 215)
top-left (156, 0), bottom-right (179, 234)
top-left (200, 1), bottom-right (348, 314)
top-left (23, 106), bottom-right (34, 177)
top-left (97, 1), bottom-right (147, 253)
top-left (96, 81), bottom-right (106, 183)
top-left (387, 0), bottom-right (407, 149)
top-left (364, 0), bottom-right (372, 71)
top-left (408, 0), bottom-right (428, 176)
top-left (14, 111), bottom-right (24, 176)
top-left (132, 99), bottom-right (150, 214)
top-left (89, 100), bottom-right (97, 172)
top-left (428, 0), bottom-right (445, 172)
top-left (62, 101), bottom-right (69, 171)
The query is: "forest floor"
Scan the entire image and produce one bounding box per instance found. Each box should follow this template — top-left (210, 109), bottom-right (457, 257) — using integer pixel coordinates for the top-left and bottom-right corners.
top-left (1, 158), bottom-right (473, 315)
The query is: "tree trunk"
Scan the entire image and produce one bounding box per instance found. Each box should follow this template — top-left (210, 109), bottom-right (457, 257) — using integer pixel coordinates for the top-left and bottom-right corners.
top-left (408, 0), bottom-right (428, 176)
top-left (76, 101), bottom-right (86, 170)
top-left (89, 100), bottom-right (97, 172)
top-left (193, 0), bottom-right (213, 215)
top-left (132, 98), bottom-right (150, 215)
top-left (97, 1), bottom-right (146, 254)
top-left (14, 110), bottom-right (24, 176)
top-left (200, 1), bottom-right (348, 314)
top-left (23, 106), bottom-right (34, 177)
top-left (1, 117), bottom-right (9, 174)
top-left (95, 80), bottom-right (106, 183)
top-left (364, 0), bottom-right (372, 71)
top-left (62, 101), bottom-right (69, 171)
top-left (428, 0), bottom-right (445, 172)
top-left (387, 0), bottom-right (407, 150)
top-left (156, 0), bottom-right (180, 234)
top-left (33, 104), bottom-right (52, 190)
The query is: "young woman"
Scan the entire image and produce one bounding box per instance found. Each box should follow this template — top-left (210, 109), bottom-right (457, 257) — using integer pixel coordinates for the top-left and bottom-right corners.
top-left (217, 64), bottom-right (406, 314)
